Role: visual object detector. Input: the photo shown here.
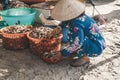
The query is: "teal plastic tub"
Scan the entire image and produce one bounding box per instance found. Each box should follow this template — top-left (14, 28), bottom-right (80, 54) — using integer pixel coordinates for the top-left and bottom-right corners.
top-left (0, 8), bottom-right (36, 28)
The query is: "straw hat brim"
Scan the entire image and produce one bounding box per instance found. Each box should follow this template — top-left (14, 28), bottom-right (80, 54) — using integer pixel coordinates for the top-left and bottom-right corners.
top-left (51, 0), bottom-right (85, 21)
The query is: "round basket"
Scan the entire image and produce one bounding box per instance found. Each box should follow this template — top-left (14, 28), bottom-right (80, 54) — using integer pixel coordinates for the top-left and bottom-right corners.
top-left (27, 32), bottom-right (63, 57)
top-left (1, 31), bottom-right (29, 50)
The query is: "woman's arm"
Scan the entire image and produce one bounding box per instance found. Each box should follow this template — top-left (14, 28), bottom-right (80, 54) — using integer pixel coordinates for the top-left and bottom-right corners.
top-left (61, 23), bottom-right (84, 57)
top-left (39, 14), bottom-right (60, 26)
top-left (61, 21), bottom-right (85, 57)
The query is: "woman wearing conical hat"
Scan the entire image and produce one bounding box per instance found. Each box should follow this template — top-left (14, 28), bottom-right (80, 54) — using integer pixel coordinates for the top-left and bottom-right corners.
top-left (41, 0), bottom-right (106, 67)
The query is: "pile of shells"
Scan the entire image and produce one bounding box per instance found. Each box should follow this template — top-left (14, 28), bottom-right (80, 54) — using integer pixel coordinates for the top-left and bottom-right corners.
top-left (10, 0), bottom-right (29, 8)
top-left (110, 19), bottom-right (120, 26)
top-left (2, 25), bottom-right (33, 34)
top-left (30, 26), bottom-right (61, 39)
top-left (30, 27), bottom-right (53, 38)
top-left (100, 19), bottom-right (120, 32)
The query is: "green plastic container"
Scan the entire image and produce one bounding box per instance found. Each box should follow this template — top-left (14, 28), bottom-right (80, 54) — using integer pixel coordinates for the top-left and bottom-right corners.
top-left (0, 8), bottom-right (36, 28)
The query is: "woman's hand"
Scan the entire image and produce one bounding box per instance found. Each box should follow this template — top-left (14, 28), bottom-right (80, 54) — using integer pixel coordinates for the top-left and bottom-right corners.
top-left (61, 43), bottom-right (70, 50)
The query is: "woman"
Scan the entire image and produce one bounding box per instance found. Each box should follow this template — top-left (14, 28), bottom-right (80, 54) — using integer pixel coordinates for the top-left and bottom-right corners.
top-left (41, 0), bottom-right (106, 67)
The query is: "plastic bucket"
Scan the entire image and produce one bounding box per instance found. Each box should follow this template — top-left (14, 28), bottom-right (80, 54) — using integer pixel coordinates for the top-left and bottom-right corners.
top-left (0, 8), bottom-right (36, 28)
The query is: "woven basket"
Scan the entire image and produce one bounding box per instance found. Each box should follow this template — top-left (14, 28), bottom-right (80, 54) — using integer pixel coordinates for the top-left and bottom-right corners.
top-left (42, 55), bottom-right (62, 63)
top-left (20, 0), bottom-right (45, 4)
top-left (27, 32), bottom-right (63, 56)
top-left (1, 31), bottom-right (29, 50)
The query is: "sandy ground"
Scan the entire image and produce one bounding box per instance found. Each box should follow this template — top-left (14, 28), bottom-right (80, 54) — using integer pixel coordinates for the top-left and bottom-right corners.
top-left (0, 0), bottom-right (120, 80)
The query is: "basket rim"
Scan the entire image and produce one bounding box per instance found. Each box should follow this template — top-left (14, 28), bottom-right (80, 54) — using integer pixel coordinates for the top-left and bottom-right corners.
top-left (0, 26), bottom-right (32, 36)
top-left (0, 8), bottom-right (36, 17)
top-left (27, 32), bottom-right (63, 42)
top-left (0, 30), bottom-right (28, 36)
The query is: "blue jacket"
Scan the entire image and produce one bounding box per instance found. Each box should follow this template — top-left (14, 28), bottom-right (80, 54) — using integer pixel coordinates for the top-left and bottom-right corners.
top-left (60, 14), bottom-right (106, 57)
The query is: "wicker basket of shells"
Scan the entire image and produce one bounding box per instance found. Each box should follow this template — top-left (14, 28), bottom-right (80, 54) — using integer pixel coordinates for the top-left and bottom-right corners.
top-left (27, 26), bottom-right (63, 63)
top-left (1, 25), bottom-right (33, 50)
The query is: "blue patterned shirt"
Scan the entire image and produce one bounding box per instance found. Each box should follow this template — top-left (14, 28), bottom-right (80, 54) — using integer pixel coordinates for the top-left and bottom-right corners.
top-left (60, 14), bottom-right (106, 57)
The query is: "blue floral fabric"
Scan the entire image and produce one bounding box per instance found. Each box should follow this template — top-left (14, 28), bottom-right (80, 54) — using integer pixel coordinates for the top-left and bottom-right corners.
top-left (60, 14), bottom-right (106, 57)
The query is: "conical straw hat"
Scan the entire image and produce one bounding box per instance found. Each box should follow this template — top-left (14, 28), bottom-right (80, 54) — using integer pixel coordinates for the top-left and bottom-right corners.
top-left (51, 0), bottom-right (85, 21)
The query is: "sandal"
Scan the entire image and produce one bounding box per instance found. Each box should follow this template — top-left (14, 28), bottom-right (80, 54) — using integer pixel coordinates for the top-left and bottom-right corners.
top-left (70, 55), bottom-right (90, 67)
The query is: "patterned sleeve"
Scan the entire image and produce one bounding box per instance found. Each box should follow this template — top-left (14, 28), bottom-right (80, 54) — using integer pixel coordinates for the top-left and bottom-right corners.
top-left (89, 23), bottom-right (106, 50)
top-left (61, 20), bottom-right (85, 57)
top-left (59, 21), bottom-right (70, 42)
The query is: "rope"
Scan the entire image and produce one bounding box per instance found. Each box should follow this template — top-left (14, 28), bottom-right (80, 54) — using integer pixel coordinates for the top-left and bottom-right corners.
top-left (87, 0), bottom-right (107, 25)
top-left (87, 0), bottom-right (101, 16)
top-left (92, 6), bottom-right (101, 16)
